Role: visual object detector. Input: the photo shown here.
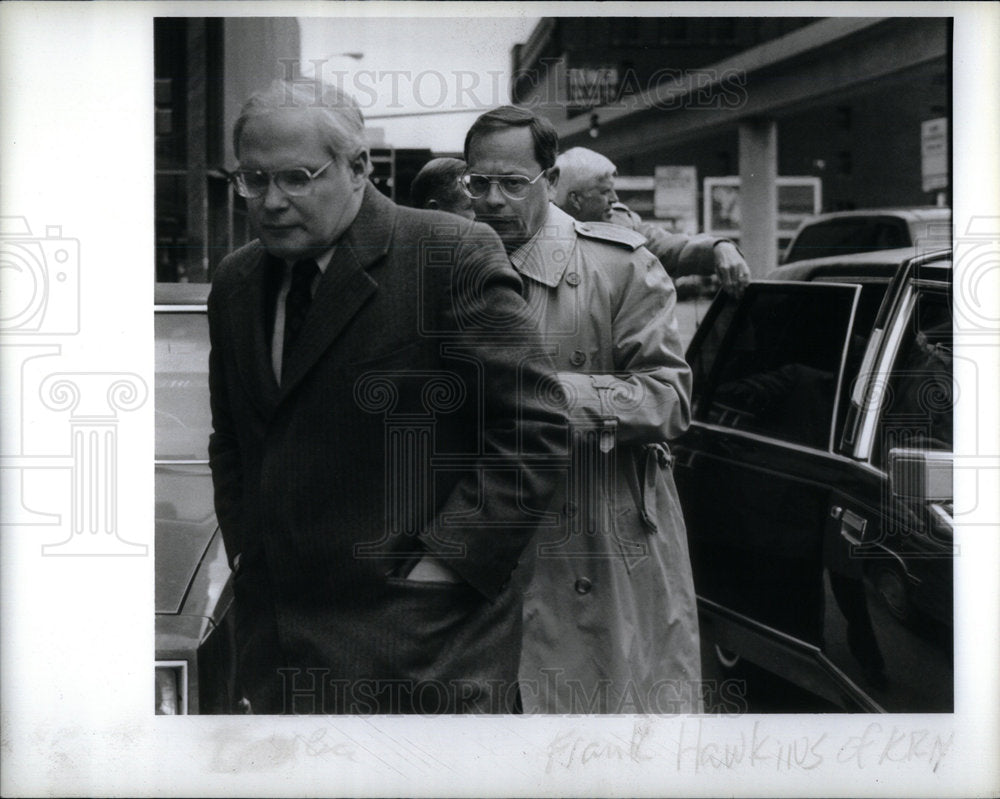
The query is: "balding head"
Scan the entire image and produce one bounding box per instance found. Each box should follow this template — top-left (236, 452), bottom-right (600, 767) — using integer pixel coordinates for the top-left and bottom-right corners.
top-left (553, 147), bottom-right (619, 222)
top-left (410, 157), bottom-right (474, 219)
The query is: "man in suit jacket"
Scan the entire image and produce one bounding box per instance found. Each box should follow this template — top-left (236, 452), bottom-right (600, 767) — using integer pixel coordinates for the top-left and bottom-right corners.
top-left (208, 80), bottom-right (566, 714)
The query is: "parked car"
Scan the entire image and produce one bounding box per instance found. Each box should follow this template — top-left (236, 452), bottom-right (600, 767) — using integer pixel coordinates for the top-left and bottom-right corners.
top-left (675, 248), bottom-right (953, 712)
top-left (155, 283), bottom-right (235, 714)
top-left (781, 206), bottom-right (951, 265)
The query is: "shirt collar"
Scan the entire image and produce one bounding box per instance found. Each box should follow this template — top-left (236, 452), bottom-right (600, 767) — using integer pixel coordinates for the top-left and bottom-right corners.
top-left (283, 246), bottom-right (335, 274)
top-left (507, 203), bottom-right (576, 288)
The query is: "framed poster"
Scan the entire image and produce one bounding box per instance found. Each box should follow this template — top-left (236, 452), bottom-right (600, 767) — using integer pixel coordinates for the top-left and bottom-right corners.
top-left (704, 175), bottom-right (823, 240)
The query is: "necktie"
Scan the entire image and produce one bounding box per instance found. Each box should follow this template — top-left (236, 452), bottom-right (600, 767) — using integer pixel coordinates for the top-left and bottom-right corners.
top-left (282, 258), bottom-right (319, 368)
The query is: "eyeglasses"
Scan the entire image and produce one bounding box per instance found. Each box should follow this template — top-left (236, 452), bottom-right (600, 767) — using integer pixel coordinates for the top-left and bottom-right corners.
top-left (231, 158), bottom-right (335, 199)
top-left (461, 170), bottom-right (547, 200)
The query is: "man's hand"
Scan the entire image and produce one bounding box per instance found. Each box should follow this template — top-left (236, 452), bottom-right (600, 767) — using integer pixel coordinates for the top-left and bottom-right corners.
top-left (406, 555), bottom-right (463, 583)
top-left (713, 241), bottom-right (751, 297)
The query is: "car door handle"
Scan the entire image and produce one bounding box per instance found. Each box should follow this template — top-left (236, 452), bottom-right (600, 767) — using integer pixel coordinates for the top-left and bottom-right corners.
top-left (833, 507), bottom-right (868, 545)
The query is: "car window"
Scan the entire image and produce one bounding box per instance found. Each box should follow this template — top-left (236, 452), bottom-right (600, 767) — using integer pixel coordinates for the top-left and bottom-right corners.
top-left (833, 281), bottom-right (892, 443)
top-left (870, 290), bottom-right (953, 468)
top-left (786, 218), bottom-right (911, 263)
top-left (691, 283), bottom-right (860, 450)
top-left (155, 311), bottom-right (211, 461)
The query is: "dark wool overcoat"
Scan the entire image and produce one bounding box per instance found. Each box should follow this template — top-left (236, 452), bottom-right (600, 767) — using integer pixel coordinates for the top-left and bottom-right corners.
top-left (208, 184), bottom-right (567, 714)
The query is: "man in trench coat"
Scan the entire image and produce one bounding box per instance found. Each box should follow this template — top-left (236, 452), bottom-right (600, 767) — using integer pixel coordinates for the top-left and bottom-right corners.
top-left (208, 81), bottom-right (567, 714)
top-left (463, 106), bottom-right (702, 713)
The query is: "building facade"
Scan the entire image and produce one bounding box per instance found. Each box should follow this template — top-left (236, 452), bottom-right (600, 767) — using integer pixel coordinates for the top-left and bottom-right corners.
top-left (155, 18), bottom-right (300, 283)
top-left (511, 17), bottom-right (951, 271)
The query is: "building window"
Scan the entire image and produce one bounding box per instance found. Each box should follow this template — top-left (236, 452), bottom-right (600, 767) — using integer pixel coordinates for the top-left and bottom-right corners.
top-left (155, 172), bottom-right (187, 283)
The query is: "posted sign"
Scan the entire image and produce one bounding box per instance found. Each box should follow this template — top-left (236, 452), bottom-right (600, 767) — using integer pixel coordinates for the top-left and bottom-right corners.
top-left (921, 117), bottom-right (948, 193)
top-left (654, 166), bottom-right (698, 234)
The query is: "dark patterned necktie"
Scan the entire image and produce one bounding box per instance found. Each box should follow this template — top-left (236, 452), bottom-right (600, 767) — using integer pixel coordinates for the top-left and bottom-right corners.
top-left (282, 258), bottom-right (319, 369)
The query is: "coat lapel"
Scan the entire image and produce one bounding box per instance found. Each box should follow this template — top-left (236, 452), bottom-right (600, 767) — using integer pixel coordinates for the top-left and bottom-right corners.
top-left (513, 203), bottom-right (575, 289)
top-left (226, 246), bottom-right (281, 417)
top-left (277, 184), bottom-right (390, 399)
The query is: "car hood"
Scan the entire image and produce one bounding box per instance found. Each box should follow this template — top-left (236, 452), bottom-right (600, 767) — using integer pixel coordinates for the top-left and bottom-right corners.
top-left (155, 462), bottom-right (223, 614)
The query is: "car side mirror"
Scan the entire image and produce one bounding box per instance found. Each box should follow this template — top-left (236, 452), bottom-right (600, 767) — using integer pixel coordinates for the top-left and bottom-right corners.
top-left (887, 448), bottom-right (953, 503)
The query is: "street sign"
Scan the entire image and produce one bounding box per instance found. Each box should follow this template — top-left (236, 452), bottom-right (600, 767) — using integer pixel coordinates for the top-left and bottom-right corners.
top-left (921, 117), bottom-right (948, 193)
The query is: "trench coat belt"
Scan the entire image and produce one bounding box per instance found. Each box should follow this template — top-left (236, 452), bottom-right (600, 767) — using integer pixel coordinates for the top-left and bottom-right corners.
top-left (638, 442), bottom-right (674, 534)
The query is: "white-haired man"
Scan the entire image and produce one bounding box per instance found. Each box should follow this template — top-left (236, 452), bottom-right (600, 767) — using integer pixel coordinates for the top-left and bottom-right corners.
top-left (555, 147), bottom-right (750, 296)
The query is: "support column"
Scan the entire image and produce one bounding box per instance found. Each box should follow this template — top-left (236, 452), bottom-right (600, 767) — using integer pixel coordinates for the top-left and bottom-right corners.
top-left (185, 19), bottom-right (209, 283)
top-left (738, 119), bottom-right (779, 277)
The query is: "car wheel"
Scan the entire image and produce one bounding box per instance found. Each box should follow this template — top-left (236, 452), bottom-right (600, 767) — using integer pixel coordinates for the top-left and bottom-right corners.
top-left (873, 563), bottom-right (911, 624)
top-left (714, 644), bottom-right (741, 669)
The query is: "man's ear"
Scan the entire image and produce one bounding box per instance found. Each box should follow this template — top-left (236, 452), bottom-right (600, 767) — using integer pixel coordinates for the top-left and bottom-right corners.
top-left (349, 151), bottom-right (370, 185)
top-left (546, 165), bottom-right (560, 200)
top-left (427, 199), bottom-right (440, 210)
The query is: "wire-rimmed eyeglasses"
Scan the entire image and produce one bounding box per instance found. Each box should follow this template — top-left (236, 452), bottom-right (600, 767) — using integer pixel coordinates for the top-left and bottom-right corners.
top-left (460, 170), bottom-right (547, 201)
top-left (230, 159), bottom-right (334, 199)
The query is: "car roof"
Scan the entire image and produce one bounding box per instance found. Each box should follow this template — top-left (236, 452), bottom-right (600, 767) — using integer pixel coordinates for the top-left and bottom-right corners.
top-left (155, 282), bottom-right (210, 307)
top-left (794, 207), bottom-right (952, 225)
top-left (767, 247), bottom-right (920, 281)
top-left (767, 247), bottom-right (952, 282)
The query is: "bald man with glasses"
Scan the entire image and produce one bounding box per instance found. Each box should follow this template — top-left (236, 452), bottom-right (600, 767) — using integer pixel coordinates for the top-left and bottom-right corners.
top-left (208, 82), bottom-right (567, 715)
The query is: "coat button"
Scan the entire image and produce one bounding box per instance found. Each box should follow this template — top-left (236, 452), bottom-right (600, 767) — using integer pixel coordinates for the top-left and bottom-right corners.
top-left (565, 271), bottom-right (581, 286)
top-left (563, 501), bottom-right (578, 518)
top-left (570, 350), bottom-right (586, 366)
top-left (574, 577), bottom-right (592, 594)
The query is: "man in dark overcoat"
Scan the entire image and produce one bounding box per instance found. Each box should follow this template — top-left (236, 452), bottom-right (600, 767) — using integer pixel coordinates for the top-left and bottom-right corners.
top-left (208, 80), bottom-right (566, 714)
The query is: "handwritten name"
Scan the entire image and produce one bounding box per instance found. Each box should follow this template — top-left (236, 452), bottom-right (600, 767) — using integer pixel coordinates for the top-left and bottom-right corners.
top-left (545, 721), bottom-right (654, 773)
top-left (544, 720), bottom-right (953, 775)
top-left (677, 720), bottom-right (825, 772)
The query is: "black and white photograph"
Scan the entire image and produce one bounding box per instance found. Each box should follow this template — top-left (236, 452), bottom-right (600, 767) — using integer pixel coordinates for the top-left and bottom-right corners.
top-left (2, 2), bottom-right (998, 797)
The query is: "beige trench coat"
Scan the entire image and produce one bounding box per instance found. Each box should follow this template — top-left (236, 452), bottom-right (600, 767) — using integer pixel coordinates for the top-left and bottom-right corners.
top-left (515, 204), bottom-right (702, 714)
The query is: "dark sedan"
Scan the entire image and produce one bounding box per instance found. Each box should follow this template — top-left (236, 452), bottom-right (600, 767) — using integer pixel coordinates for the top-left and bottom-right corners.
top-left (676, 248), bottom-right (953, 712)
top-left (155, 283), bottom-right (235, 714)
